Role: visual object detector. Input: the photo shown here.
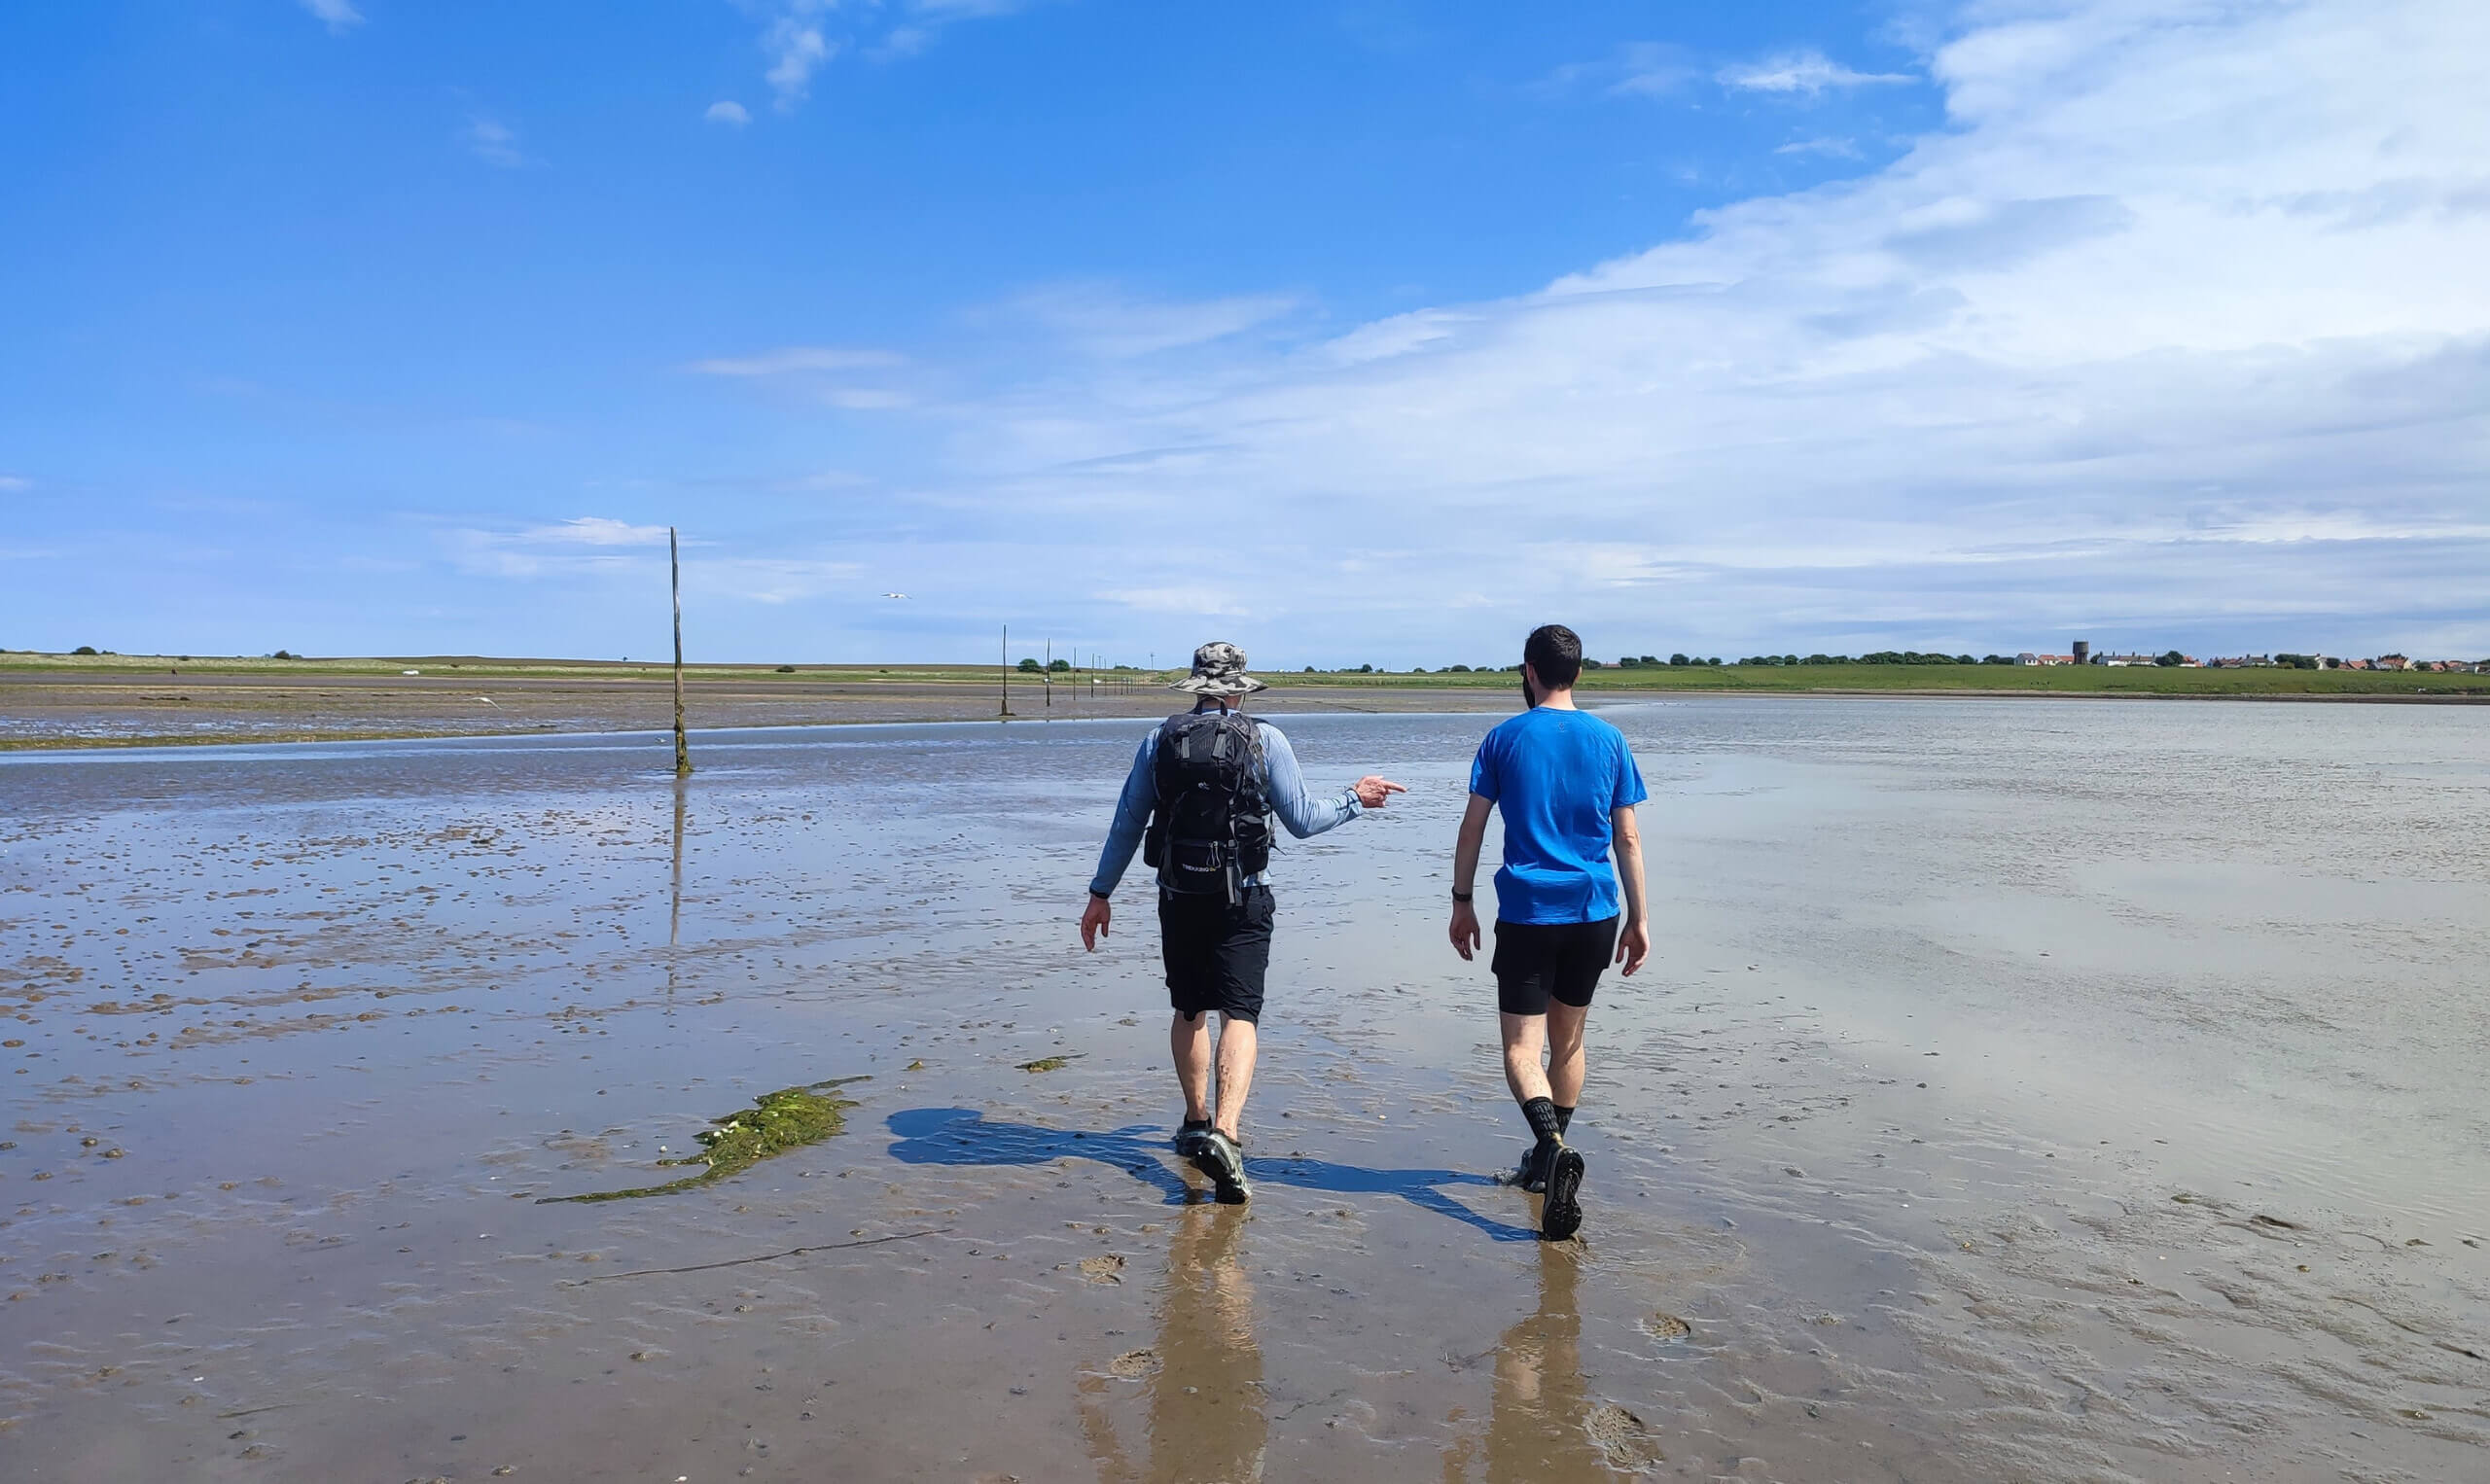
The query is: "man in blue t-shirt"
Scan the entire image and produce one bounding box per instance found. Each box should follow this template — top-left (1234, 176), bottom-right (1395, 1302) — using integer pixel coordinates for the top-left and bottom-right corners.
top-left (1448, 623), bottom-right (1649, 1241)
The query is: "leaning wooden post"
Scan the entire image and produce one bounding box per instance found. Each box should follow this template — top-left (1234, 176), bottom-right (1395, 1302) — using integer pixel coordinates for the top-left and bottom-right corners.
top-left (670, 526), bottom-right (692, 777)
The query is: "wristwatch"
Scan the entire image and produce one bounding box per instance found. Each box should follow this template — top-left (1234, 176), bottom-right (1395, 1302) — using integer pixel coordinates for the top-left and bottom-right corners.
top-left (1450, 889), bottom-right (1473, 902)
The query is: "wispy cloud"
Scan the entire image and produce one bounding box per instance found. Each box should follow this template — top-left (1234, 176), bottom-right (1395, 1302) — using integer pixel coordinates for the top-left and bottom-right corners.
top-left (815, 0), bottom-right (2490, 658)
top-left (465, 116), bottom-right (523, 168)
top-left (688, 346), bottom-right (904, 376)
top-left (1535, 42), bottom-right (1695, 100)
top-left (743, 0), bottom-right (1030, 112)
top-left (763, 2), bottom-right (836, 110)
top-left (823, 387), bottom-right (912, 410)
top-left (523, 517), bottom-right (672, 548)
top-left (1720, 48), bottom-right (1914, 95)
top-left (705, 100), bottom-right (752, 126)
top-left (0, 475), bottom-right (30, 493)
top-left (1776, 135), bottom-right (1864, 159)
top-left (1009, 284), bottom-right (1302, 359)
top-left (298, 0), bottom-right (363, 36)
top-left (446, 517), bottom-right (671, 580)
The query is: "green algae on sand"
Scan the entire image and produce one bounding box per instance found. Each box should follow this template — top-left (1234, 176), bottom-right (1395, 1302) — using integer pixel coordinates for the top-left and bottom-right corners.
top-left (540, 1078), bottom-right (865, 1204)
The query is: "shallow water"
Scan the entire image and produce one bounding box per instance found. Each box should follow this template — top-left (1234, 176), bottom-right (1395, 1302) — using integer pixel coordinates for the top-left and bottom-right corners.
top-left (1, 699), bottom-right (2484, 1481)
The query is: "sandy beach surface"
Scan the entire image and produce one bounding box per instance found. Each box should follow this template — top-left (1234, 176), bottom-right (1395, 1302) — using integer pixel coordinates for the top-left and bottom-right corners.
top-left (2, 698), bottom-right (2484, 1482)
top-left (0, 669), bottom-right (1529, 749)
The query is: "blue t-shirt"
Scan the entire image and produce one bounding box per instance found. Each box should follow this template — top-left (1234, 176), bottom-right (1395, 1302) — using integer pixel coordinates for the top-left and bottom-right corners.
top-left (1469, 706), bottom-right (1648, 925)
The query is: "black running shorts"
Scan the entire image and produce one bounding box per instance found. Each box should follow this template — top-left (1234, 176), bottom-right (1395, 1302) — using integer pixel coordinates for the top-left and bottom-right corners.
top-left (1491, 916), bottom-right (1619, 1017)
top-left (1158, 885), bottom-right (1273, 1023)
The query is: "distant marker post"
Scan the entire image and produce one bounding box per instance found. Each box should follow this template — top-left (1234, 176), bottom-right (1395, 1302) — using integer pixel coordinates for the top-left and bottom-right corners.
top-left (671, 525), bottom-right (692, 777)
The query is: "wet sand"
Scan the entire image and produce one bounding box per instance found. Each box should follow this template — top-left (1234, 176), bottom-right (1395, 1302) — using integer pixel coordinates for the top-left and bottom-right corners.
top-left (1, 701), bottom-right (2484, 1481)
top-left (0, 671), bottom-right (1526, 749)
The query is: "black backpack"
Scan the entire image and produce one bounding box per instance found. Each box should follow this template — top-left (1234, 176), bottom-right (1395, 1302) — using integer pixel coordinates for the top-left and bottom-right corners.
top-left (1142, 708), bottom-right (1271, 901)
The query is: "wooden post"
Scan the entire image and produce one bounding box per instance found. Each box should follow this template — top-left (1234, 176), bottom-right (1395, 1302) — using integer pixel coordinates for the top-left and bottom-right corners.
top-left (999, 623), bottom-right (1014, 717)
top-left (1045, 637), bottom-right (1051, 713)
top-left (670, 526), bottom-right (691, 777)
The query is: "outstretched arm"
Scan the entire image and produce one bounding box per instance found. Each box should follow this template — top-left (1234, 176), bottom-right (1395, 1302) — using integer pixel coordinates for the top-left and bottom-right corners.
top-left (1448, 792), bottom-right (1492, 960)
top-left (1260, 724), bottom-right (1401, 838)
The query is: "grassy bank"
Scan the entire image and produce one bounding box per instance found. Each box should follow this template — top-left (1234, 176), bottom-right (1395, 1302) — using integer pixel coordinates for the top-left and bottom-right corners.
top-left (4, 651), bottom-right (2482, 698)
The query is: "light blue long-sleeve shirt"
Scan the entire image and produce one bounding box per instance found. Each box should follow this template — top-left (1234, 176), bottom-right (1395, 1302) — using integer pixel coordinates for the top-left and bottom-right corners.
top-left (1088, 709), bottom-right (1364, 898)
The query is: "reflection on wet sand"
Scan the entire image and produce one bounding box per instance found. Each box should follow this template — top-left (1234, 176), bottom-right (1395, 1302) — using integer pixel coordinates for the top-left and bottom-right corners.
top-left (1438, 1244), bottom-right (1626, 1482)
top-left (1079, 1202), bottom-right (1266, 1484)
top-left (668, 776), bottom-right (687, 949)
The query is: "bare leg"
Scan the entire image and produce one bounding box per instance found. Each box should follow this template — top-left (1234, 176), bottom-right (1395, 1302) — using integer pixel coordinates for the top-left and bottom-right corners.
top-left (1212, 1016), bottom-right (1258, 1141)
top-left (1500, 1011), bottom-right (1551, 1106)
top-left (1171, 1011), bottom-right (1212, 1122)
top-left (1546, 1001), bottom-right (1589, 1109)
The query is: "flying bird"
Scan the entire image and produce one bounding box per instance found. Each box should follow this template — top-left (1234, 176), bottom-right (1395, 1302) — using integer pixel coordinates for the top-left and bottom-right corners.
top-left (881, 591), bottom-right (908, 599)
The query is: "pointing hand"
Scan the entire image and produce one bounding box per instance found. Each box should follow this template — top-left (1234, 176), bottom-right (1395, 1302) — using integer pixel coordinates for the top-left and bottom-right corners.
top-left (1355, 776), bottom-right (1406, 809)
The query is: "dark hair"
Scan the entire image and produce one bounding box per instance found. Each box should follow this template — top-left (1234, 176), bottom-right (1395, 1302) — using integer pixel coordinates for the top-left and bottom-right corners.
top-left (1523, 624), bottom-right (1583, 689)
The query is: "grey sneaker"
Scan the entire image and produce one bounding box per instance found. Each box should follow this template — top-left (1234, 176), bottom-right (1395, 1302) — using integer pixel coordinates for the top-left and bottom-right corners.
top-left (1191, 1130), bottom-right (1251, 1203)
top-left (1173, 1119), bottom-right (1212, 1158)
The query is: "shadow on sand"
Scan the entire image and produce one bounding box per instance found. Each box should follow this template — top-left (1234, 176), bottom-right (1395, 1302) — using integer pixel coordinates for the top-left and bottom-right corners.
top-left (886, 1107), bottom-right (1536, 1242)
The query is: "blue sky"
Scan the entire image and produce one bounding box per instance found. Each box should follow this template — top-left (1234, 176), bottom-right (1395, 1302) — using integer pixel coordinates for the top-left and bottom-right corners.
top-left (3, 0), bottom-right (2484, 666)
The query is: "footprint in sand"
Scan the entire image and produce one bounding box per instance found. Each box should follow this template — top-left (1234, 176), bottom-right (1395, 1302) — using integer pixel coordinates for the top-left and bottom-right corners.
top-left (1586, 1401), bottom-right (1666, 1469)
top-left (1106, 1348), bottom-right (1158, 1380)
top-left (1077, 1254), bottom-right (1126, 1285)
top-left (1641, 1313), bottom-right (1691, 1342)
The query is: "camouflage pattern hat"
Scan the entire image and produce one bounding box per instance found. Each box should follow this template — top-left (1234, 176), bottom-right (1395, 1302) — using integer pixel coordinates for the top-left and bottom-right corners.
top-left (1171, 641), bottom-right (1268, 696)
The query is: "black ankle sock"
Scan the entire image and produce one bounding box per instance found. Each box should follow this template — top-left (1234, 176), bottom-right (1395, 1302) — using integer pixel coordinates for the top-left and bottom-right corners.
top-left (1554, 1105), bottom-right (1575, 1137)
top-left (1181, 1116), bottom-right (1210, 1132)
top-left (1522, 1096), bottom-right (1562, 1145)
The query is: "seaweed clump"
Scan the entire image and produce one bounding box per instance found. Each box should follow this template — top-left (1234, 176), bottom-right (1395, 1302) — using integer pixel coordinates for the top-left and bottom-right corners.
top-left (540, 1078), bottom-right (864, 1204)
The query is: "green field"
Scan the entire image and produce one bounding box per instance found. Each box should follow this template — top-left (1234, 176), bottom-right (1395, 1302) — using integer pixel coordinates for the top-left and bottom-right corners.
top-left (4, 651), bottom-right (2482, 698)
top-left (1282, 661), bottom-right (2490, 698)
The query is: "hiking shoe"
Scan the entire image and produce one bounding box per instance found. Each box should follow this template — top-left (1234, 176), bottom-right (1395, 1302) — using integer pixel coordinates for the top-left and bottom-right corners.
top-left (1541, 1147), bottom-right (1585, 1242)
top-left (1173, 1119), bottom-right (1212, 1158)
top-left (1191, 1130), bottom-right (1251, 1204)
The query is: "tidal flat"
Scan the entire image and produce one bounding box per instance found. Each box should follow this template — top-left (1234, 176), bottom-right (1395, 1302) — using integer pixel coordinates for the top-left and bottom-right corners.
top-left (1, 699), bottom-right (2484, 1481)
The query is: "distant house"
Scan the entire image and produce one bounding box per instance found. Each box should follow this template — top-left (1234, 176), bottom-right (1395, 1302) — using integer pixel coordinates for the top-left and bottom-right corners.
top-left (2207, 654), bottom-right (2273, 669)
top-left (2342, 658), bottom-right (2371, 670)
top-left (2015, 652), bottom-right (2038, 665)
top-left (2018, 653), bottom-right (2076, 666)
top-left (2099, 653), bottom-right (2156, 666)
top-left (2375, 654), bottom-right (2410, 671)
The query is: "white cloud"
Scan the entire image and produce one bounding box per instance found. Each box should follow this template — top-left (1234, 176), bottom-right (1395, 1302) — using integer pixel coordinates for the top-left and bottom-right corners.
top-left (0, 476), bottom-right (30, 492)
top-left (861, 0), bottom-right (2490, 658)
top-left (298, 0), bottom-right (363, 35)
top-left (688, 346), bottom-right (904, 375)
top-left (1719, 48), bottom-right (1914, 95)
top-left (466, 116), bottom-right (522, 168)
top-left (705, 100), bottom-right (753, 126)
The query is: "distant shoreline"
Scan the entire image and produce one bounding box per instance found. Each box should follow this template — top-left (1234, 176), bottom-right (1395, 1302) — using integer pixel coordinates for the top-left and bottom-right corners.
top-left (3, 657), bottom-right (2483, 754)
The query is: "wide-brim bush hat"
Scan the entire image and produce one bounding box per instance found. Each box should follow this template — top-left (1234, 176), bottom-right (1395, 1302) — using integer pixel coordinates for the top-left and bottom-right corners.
top-left (1171, 641), bottom-right (1268, 695)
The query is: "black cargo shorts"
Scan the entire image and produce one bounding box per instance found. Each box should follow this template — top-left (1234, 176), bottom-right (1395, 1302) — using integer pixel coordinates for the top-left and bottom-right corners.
top-left (1157, 885), bottom-right (1273, 1023)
